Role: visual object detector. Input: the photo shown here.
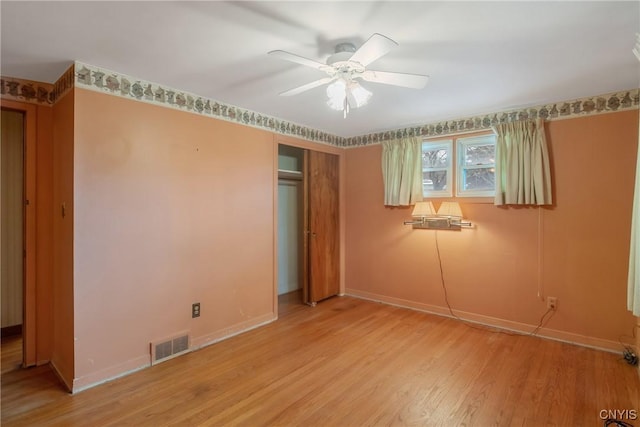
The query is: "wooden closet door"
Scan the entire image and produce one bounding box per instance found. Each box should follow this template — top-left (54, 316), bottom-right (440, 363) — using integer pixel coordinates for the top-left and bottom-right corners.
top-left (307, 150), bottom-right (339, 303)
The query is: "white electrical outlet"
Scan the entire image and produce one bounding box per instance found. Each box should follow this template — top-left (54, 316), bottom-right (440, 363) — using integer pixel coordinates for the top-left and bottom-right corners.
top-left (547, 297), bottom-right (557, 310)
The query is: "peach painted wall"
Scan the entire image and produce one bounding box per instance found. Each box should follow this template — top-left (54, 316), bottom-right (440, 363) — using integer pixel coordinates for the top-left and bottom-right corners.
top-left (345, 110), bottom-right (639, 350)
top-left (52, 89), bottom-right (75, 388)
top-left (72, 88), bottom-right (280, 389)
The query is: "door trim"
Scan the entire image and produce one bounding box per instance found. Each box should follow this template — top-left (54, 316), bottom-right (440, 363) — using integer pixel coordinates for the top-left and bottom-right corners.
top-left (302, 150), bottom-right (309, 304)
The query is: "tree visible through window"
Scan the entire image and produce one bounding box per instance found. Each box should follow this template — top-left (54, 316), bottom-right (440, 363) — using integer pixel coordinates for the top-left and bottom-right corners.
top-left (421, 134), bottom-right (496, 198)
top-left (457, 135), bottom-right (496, 197)
top-left (421, 141), bottom-right (452, 197)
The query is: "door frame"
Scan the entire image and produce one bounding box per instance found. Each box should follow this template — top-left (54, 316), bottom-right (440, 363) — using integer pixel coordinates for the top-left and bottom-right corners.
top-left (273, 136), bottom-right (345, 314)
top-left (1, 101), bottom-right (37, 367)
top-left (302, 150), bottom-right (309, 304)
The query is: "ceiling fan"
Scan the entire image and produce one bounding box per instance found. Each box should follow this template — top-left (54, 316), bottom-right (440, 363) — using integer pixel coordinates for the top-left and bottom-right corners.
top-left (268, 33), bottom-right (429, 117)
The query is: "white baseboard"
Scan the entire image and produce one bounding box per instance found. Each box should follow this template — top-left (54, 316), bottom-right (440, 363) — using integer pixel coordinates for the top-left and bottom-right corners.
top-left (191, 313), bottom-right (276, 350)
top-left (71, 312), bottom-right (277, 393)
top-left (346, 288), bottom-right (623, 353)
top-left (72, 355), bottom-right (150, 394)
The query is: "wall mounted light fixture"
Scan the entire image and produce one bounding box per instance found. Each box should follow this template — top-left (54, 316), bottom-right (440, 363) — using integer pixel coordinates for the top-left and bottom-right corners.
top-left (404, 201), bottom-right (472, 230)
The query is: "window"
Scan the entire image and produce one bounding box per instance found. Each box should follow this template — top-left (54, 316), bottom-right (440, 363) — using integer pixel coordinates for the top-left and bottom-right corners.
top-left (456, 135), bottom-right (496, 197)
top-left (422, 133), bottom-right (496, 198)
top-left (421, 140), bottom-right (452, 197)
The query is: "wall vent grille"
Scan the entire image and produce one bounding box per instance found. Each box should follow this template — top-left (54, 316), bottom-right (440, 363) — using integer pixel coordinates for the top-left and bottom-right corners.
top-left (151, 332), bottom-right (190, 365)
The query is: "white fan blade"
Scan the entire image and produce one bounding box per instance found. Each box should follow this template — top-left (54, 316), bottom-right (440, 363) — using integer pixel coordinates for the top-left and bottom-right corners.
top-left (268, 50), bottom-right (330, 71)
top-left (361, 70), bottom-right (429, 89)
top-left (349, 33), bottom-right (398, 67)
top-left (279, 77), bottom-right (335, 96)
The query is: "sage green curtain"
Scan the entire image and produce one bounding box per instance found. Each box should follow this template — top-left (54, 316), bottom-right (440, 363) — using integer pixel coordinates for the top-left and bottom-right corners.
top-left (628, 110), bottom-right (640, 316)
top-left (493, 118), bottom-right (552, 205)
top-left (381, 137), bottom-right (423, 206)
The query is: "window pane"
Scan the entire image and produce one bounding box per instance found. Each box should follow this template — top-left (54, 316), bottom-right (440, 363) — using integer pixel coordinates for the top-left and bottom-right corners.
top-left (423, 170), bottom-right (447, 192)
top-left (422, 140), bottom-right (452, 197)
top-left (463, 167), bottom-right (495, 191)
top-left (464, 144), bottom-right (495, 166)
top-left (422, 148), bottom-right (449, 168)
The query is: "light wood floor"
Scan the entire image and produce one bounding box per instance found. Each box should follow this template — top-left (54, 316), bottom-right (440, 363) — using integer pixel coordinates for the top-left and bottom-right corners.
top-left (1, 334), bottom-right (23, 375)
top-left (278, 288), bottom-right (305, 316)
top-left (2, 296), bottom-right (639, 426)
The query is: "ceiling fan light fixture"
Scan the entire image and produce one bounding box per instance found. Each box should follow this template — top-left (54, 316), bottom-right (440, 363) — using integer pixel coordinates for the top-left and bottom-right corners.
top-left (326, 79), bottom-right (347, 111)
top-left (349, 81), bottom-right (372, 108)
top-left (326, 79), bottom-right (372, 113)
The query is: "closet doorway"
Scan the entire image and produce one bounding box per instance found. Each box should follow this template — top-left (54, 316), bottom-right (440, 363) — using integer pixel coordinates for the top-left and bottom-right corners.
top-left (1, 102), bottom-right (37, 371)
top-left (277, 144), bottom-right (339, 311)
top-left (1, 108), bottom-right (25, 372)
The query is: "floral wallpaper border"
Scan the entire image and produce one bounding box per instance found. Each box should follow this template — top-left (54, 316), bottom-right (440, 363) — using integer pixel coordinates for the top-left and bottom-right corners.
top-left (1, 65), bottom-right (75, 106)
top-left (74, 61), bottom-right (638, 148)
top-left (52, 65), bottom-right (75, 102)
top-left (1, 77), bottom-right (55, 105)
top-left (74, 62), bottom-right (341, 146)
top-left (5, 60), bottom-right (636, 148)
top-left (342, 89), bottom-right (640, 147)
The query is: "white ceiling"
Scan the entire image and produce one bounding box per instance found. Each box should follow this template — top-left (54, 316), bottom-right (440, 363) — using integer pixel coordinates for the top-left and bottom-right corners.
top-left (2, 1), bottom-right (639, 137)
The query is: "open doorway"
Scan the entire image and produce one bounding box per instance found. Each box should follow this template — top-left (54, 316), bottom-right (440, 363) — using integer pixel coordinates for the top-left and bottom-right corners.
top-left (1, 108), bottom-right (25, 373)
top-left (277, 145), bottom-right (305, 315)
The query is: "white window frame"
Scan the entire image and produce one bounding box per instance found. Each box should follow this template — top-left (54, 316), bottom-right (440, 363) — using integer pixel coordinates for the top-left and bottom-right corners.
top-left (421, 139), bottom-right (453, 198)
top-left (456, 134), bottom-right (496, 198)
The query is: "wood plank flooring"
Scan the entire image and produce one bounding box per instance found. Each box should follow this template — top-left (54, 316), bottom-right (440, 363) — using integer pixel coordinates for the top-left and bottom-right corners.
top-left (2, 296), bottom-right (639, 426)
top-left (1, 334), bottom-right (22, 374)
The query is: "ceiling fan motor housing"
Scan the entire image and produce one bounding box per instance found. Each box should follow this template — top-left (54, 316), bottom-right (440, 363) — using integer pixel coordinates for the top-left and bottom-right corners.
top-left (326, 43), bottom-right (365, 80)
top-left (334, 42), bottom-right (356, 54)
top-left (326, 42), bottom-right (360, 67)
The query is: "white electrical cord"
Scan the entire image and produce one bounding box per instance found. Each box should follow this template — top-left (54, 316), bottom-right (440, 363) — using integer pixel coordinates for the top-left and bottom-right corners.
top-left (537, 206), bottom-right (545, 301)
